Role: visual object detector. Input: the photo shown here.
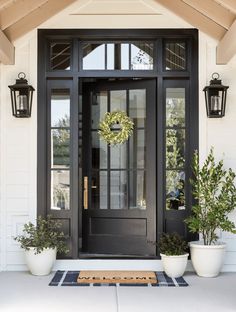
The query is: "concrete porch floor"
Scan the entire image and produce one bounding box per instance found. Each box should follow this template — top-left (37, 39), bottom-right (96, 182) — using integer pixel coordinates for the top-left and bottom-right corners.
top-left (0, 272), bottom-right (235, 312)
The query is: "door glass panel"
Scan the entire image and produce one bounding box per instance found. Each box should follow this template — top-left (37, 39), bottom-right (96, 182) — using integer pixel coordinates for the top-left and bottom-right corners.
top-left (50, 42), bottom-right (71, 70)
top-left (51, 129), bottom-right (70, 168)
top-left (166, 88), bottom-right (185, 127)
top-left (110, 171), bottom-right (127, 209)
top-left (89, 86), bottom-right (147, 211)
top-left (51, 90), bottom-right (70, 127)
top-left (91, 171), bottom-right (108, 210)
top-left (165, 42), bottom-right (186, 71)
top-left (129, 129), bottom-right (145, 169)
top-left (82, 43), bottom-right (105, 70)
top-left (91, 91), bottom-right (108, 129)
top-left (51, 170), bottom-right (70, 210)
top-left (129, 170), bottom-right (146, 209)
top-left (166, 170), bottom-right (185, 210)
top-left (110, 90), bottom-right (126, 111)
top-left (131, 43), bottom-right (154, 70)
top-left (129, 89), bottom-right (146, 127)
top-left (92, 132), bottom-right (107, 169)
top-left (110, 144), bottom-right (127, 169)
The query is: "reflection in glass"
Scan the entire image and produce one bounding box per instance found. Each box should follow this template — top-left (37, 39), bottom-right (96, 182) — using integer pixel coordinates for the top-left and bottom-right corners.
top-left (50, 42), bottom-right (71, 70)
top-left (51, 129), bottom-right (70, 168)
top-left (165, 42), bottom-right (186, 71)
top-left (51, 90), bottom-right (70, 127)
top-left (131, 43), bottom-right (153, 70)
top-left (129, 170), bottom-right (146, 209)
top-left (83, 43), bottom-right (105, 70)
top-left (166, 170), bottom-right (185, 210)
top-left (166, 129), bottom-right (185, 169)
top-left (91, 91), bottom-right (107, 129)
top-left (129, 129), bottom-right (145, 169)
top-left (92, 132), bottom-right (107, 169)
top-left (129, 89), bottom-right (146, 128)
top-left (92, 171), bottom-right (107, 210)
top-left (110, 90), bottom-right (126, 111)
top-left (51, 170), bottom-right (70, 210)
top-left (107, 43), bottom-right (129, 70)
top-left (110, 143), bottom-right (127, 169)
top-left (110, 171), bottom-right (127, 209)
top-left (166, 88), bottom-right (185, 127)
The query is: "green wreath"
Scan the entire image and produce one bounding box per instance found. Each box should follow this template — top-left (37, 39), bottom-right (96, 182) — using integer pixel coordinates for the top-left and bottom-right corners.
top-left (98, 110), bottom-right (134, 145)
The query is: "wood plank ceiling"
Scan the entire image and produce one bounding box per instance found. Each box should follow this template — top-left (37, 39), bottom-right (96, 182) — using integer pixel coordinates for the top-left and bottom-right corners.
top-left (0, 0), bottom-right (235, 64)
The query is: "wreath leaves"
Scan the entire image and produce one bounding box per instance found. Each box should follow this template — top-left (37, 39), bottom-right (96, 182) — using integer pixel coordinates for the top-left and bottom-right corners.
top-left (98, 110), bottom-right (134, 145)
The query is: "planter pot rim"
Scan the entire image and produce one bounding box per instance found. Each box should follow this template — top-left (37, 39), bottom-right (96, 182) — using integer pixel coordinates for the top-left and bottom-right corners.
top-left (26, 247), bottom-right (57, 252)
top-left (189, 241), bottom-right (226, 249)
top-left (160, 253), bottom-right (189, 258)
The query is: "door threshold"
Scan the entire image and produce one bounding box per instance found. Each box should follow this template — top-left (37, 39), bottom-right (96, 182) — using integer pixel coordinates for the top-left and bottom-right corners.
top-left (79, 253), bottom-right (158, 259)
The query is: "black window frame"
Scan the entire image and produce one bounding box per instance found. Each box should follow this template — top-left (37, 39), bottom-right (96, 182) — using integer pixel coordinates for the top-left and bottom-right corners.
top-left (38, 29), bottom-right (198, 259)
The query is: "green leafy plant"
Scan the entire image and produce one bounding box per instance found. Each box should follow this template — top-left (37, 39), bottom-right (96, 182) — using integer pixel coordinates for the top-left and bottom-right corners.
top-left (159, 233), bottom-right (188, 256)
top-left (14, 215), bottom-right (69, 254)
top-left (185, 148), bottom-right (236, 245)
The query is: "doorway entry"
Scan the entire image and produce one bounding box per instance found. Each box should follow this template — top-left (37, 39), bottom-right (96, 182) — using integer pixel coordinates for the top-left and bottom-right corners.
top-left (37, 29), bottom-right (198, 259)
top-left (81, 79), bottom-right (156, 256)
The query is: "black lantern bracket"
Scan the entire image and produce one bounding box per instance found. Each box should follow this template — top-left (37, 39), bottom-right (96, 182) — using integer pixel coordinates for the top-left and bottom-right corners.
top-left (8, 72), bottom-right (35, 118)
top-left (203, 72), bottom-right (229, 118)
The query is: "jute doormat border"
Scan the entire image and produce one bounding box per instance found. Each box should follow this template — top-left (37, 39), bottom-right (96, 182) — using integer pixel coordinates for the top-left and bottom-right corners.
top-left (49, 271), bottom-right (189, 287)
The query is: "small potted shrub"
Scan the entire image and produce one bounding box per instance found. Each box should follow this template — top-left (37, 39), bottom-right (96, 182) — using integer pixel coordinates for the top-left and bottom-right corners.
top-left (15, 215), bottom-right (68, 276)
top-left (185, 148), bottom-right (236, 277)
top-left (159, 232), bottom-right (189, 278)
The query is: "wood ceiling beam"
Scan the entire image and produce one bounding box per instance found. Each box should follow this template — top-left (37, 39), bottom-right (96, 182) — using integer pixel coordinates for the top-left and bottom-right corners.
top-left (0, 29), bottom-right (14, 64)
top-left (217, 20), bottom-right (236, 64)
top-left (0, 0), bottom-right (49, 30)
top-left (182, 0), bottom-right (235, 29)
top-left (156, 0), bottom-right (226, 40)
top-left (215, 0), bottom-right (236, 15)
top-left (4, 0), bottom-right (77, 42)
top-left (0, 0), bottom-right (14, 10)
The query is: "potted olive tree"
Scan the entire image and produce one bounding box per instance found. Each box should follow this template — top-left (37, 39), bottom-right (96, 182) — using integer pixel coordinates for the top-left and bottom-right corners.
top-left (185, 148), bottom-right (236, 277)
top-left (159, 233), bottom-right (189, 278)
top-left (15, 215), bottom-right (68, 276)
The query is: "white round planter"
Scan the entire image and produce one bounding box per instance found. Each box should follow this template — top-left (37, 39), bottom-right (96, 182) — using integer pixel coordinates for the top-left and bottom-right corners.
top-left (160, 253), bottom-right (189, 278)
top-left (190, 241), bottom-right (226, 278)
top-left (25, 247), bottom-right (57, 276)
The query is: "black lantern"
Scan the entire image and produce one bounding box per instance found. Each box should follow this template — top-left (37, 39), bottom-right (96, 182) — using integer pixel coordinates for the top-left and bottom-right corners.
top-left (203, 73), bottom-right (229, 118)
top-left (8, 72), bottom-right (35, 118)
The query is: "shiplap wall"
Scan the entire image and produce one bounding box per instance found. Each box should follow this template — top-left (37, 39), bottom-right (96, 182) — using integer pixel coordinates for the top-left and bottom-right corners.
top-left (0, 0), bottom-right (236, 271)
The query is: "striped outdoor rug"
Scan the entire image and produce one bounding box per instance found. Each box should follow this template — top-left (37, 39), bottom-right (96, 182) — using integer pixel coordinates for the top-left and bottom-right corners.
top-left (49, 271), bottom-right (188, 287)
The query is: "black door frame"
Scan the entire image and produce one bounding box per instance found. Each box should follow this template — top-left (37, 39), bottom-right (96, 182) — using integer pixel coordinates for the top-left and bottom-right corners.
top-left (37, 29), bottom-right (198, 259)
top-left (81, 79), bottom-right (156, 256)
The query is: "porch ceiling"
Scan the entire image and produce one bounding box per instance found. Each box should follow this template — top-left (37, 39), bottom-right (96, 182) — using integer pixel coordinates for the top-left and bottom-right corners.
top-left (0, 0), bottom-right (235, 65)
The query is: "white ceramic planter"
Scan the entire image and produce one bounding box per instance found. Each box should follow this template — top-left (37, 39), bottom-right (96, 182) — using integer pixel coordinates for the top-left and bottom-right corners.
top-left (25, 247), bottom-right (57, 276)
top-left (160, 253), bottom-right (189, 278)
top-left (190, 241), bottom-right (226, 277)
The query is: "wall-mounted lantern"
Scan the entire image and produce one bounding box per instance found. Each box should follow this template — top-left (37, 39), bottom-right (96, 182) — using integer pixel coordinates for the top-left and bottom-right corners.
top-left (8, 72), bottom-right (35, 118)
top-left (203, 73), bottom-right (229, 118)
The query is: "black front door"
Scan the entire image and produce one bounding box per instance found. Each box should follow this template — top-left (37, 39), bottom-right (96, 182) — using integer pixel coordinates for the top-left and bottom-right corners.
top-left (82, 79), bottom-right (156, 256)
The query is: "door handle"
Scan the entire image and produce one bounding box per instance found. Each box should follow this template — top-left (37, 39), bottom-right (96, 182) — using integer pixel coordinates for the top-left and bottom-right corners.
top-left (83, 176), bottom-right (88, 210)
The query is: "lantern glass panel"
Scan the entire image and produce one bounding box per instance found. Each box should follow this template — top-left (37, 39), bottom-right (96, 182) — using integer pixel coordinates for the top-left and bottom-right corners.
top-left (13, 88), bottom-right (31, 117)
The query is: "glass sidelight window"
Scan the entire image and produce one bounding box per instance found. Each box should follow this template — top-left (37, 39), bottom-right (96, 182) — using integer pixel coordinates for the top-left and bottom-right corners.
top-left (50, 89), bottom-right (71, 210)
top-left (165, 87), bottom-right (186, 211)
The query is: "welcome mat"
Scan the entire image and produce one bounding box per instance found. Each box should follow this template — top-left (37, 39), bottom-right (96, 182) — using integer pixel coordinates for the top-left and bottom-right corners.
top-left (77, 271), bottom-right (157, 284)
top-left (49, 271), bottom-right (188, 287)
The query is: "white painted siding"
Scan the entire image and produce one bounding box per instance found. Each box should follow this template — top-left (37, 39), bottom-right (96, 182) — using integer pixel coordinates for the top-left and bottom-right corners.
top-left (0, 0), bottom-right (236, 271)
